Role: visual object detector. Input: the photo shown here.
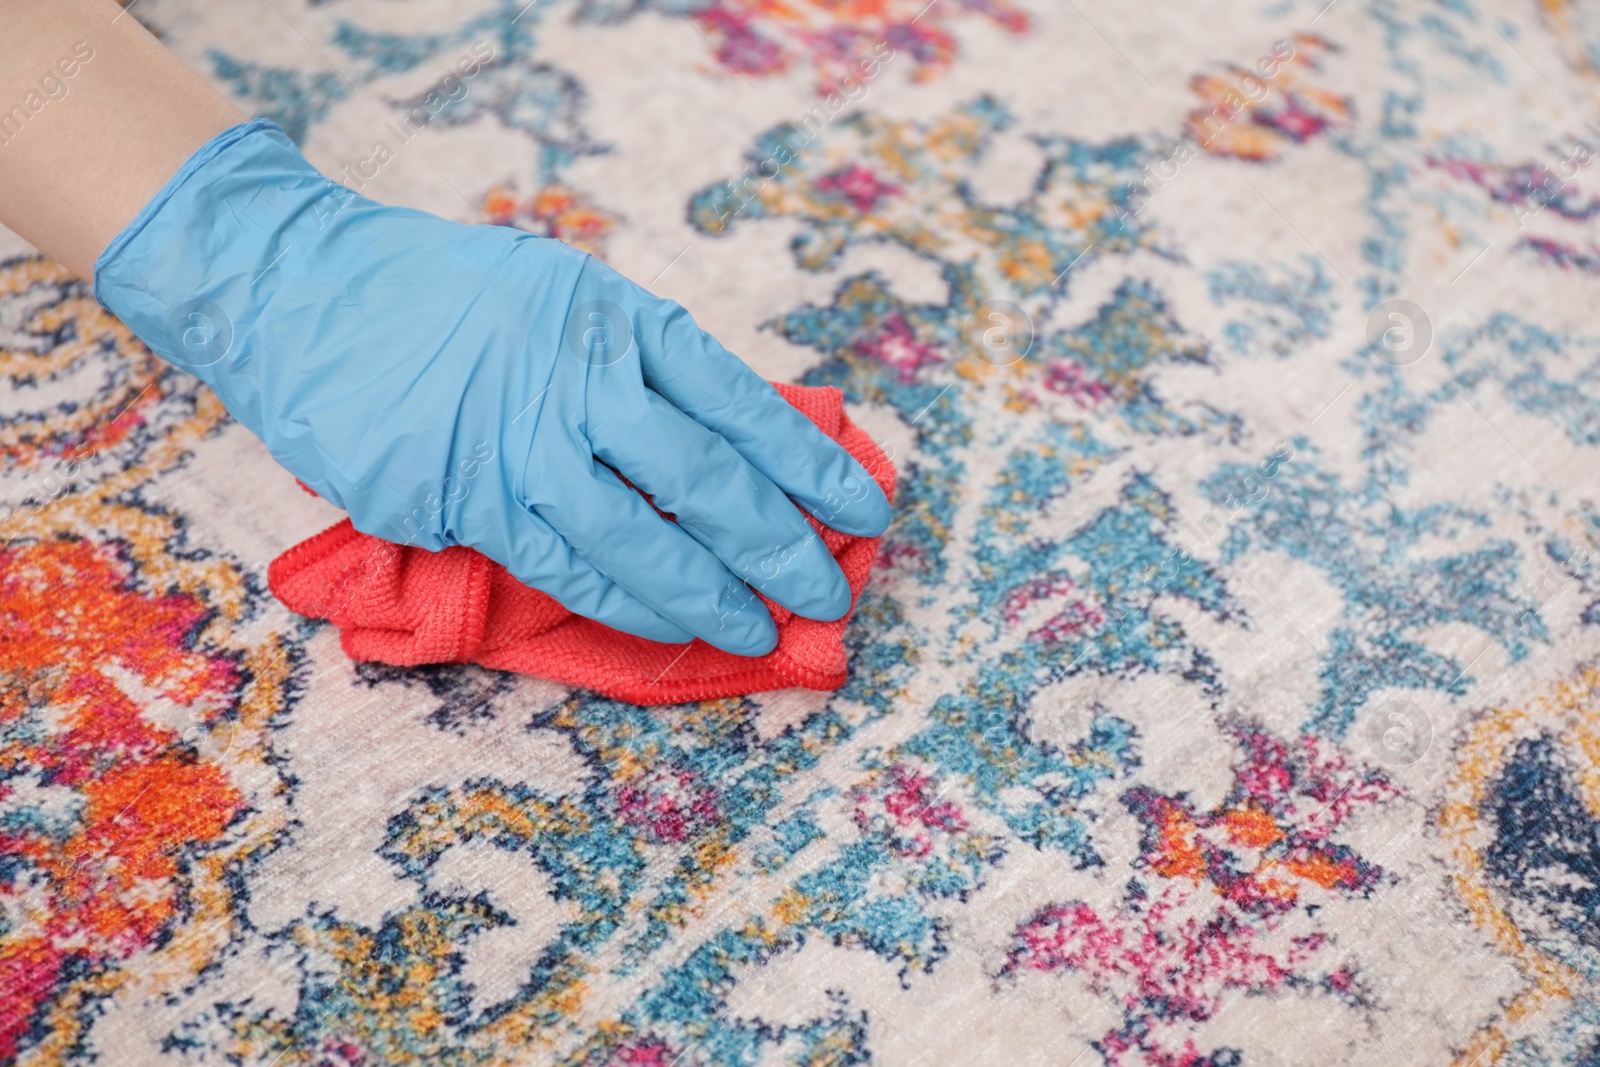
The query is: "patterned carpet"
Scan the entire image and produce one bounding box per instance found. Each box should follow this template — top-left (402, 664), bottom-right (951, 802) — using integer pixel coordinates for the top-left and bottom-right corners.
top-left (5, 0), bottom-right (1600, 1063)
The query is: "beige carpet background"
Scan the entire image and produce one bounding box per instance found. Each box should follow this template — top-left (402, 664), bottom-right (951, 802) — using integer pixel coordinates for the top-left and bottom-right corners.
top-left (4, 0), bottom-right (1600, 1064)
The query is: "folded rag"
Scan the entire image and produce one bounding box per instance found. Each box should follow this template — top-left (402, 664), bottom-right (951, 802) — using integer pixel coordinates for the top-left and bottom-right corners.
top-left (268, 383), bottom-right (896, 704)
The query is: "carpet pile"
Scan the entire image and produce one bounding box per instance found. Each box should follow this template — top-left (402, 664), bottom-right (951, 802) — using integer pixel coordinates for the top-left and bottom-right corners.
top-left (3, 1), bottom-right (1600, 1064)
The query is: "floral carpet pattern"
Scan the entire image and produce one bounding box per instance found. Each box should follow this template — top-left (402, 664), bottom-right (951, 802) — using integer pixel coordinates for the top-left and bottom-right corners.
top-left (4, 0), bottom-right (1600, 1064)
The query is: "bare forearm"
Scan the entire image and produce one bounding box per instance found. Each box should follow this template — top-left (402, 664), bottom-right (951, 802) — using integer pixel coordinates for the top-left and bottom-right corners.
top-left (0, 0), bottom-right (244, 280)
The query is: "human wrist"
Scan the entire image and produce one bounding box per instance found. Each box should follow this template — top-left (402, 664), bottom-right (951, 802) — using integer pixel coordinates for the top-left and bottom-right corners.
top-left (0, 0), bottom-right (243, 279)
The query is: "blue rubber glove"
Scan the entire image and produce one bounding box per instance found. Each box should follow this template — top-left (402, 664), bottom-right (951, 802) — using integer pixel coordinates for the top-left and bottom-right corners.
top-left (93, 119), bottom-right (891, 656)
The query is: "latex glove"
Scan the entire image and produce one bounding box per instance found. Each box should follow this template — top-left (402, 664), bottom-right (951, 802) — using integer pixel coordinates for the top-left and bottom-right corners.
top-left (94, 119), bottom-right (891, 656)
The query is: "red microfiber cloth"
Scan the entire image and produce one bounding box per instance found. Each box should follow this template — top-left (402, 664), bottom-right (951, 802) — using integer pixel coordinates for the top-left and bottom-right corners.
top-left (267, 383), bottom-right (896, 704)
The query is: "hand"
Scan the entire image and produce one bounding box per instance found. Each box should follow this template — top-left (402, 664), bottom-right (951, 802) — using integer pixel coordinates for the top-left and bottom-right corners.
top-left (93, 119), bottom-right (892, 655)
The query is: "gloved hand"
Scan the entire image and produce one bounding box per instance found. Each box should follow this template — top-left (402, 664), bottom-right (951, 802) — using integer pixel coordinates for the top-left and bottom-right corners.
top-left (94, 118), bottom-right (891, 656)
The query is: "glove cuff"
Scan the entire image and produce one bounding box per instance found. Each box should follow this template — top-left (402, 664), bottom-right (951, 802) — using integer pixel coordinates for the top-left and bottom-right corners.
top-left (91, 117), bottom-right (280, 309)
top-left (90, 116), bottom-right (371, 510)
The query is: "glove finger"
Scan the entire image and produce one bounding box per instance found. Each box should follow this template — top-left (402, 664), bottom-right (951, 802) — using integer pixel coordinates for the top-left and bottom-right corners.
top-left (465, 500), bottom-right (695, 644)
top-left (637, 303), bottom-right (892, 538)
top-left (590, 387), bottom-right (852, 622)
top-left (524, 441), bottom-right (779, 656)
